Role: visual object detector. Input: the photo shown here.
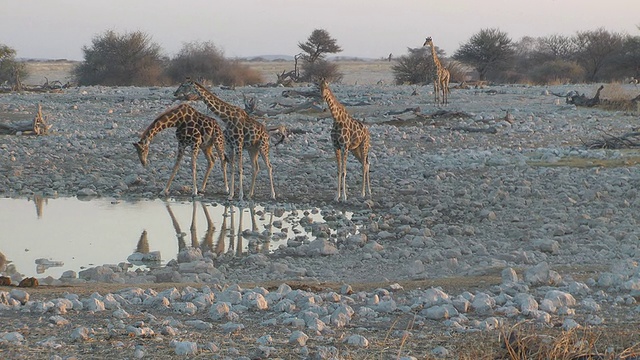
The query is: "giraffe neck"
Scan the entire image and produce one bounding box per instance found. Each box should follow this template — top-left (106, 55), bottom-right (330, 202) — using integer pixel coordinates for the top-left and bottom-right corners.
top-left (139, 108), bottom-right (182, 145)
top-left (430, 45), bottom-right (442, 70)
top-left (191, 82), bottom-right (245, 125)
top-left (321, 87), bottom-right (350, 125)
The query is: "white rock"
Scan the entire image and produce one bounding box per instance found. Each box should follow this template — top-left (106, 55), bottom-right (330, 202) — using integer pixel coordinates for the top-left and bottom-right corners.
top-left (289, 330), bottom-right (309, 346)
top-left (471, 292), bottom-right (495, 313)
top-left (513, 293), bottom-right (538, 315)
top-left (544, 290), bottom-right (576, 307)
top-left (70, 327), bottom-right (92, 341)
top-left (173, 302), bottom-right (197, 315)
top-left (344, 334), bottom-right (369, 347)
top-left (173, 341), bottom-right (198, 356)
top-left (209, 302), bottom-right (231, 320)
top-left (501, 267), bottom-right (518, 283)
top-left (9, 289), bottom-right (29, 304)
top-left (242, 292), bottom-right (268, 310)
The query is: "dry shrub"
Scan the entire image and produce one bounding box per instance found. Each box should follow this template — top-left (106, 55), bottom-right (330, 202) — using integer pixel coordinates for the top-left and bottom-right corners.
top-left (601, 83), bottom-right (637, 101)
top-left (598, 83), bottom-right (640, 111)
top-left (499, 321), bottom-right (640, 360)
top-left (217, 60), bottom-right (264, 87)
top-left (529, 60), bottom-right (585, 85)
top-left (166, 41), bottom-right (264, 87)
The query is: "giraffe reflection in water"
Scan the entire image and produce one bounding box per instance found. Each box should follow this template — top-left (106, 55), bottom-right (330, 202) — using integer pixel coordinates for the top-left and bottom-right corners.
top-left (162, 201), bottom-right (273, 258)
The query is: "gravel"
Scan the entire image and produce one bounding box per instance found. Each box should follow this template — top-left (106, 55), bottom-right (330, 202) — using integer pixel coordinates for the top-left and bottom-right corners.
top-left (1, 82), bottom-right (640, 358)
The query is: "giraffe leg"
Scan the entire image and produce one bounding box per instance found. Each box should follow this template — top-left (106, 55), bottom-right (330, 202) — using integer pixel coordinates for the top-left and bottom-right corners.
top-left (237, 150), bottom-right (244, 201)
top-left (201, 146), bottom-right (215, 194)
top-left (164, 147), bottom-right (185, 196)
top-left (228, 151), bottom-right (236, 200)
top-left (334, 149), bottom-right (343, 202)
top-left (353, 146), bottom-right (370, 199)
top-left (191, 147), bottom-right (200, 197)
top-left (218, 145), bottom-right (229, 194)
top-left (248, 148), bottom-right (259, 199)
top-left (341, 150), bottom-right (349, 201)
top-left (260, 149), bottom-right (276, 200)
top-left (364, 151), bottom-right (371, 198)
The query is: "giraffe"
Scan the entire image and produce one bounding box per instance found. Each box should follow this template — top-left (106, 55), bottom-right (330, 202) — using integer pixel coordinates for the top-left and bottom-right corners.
top-left (133, 103), bottom-right (228, 197)
top-left (318, 78), bottom-right (371, 202)
top-left (423, 37), bottom-right (451, 105)
top-left (174, 78), bottom-right (276, 201)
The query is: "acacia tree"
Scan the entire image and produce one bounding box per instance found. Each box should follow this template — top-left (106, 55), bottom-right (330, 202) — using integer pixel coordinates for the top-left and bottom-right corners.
top-left (453, 28), bottom-right (515, 81)
top-left (0, 44), bottom-right (27, 87)
top-left (74, 30), bottom-right (166, 86)
top-left (572, 28), bottom-right (624, 82)
top-left (297, 29), bottom-right (343, 81)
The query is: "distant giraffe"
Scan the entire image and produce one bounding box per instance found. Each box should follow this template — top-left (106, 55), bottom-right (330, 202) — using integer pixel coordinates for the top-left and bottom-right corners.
top-left (133, 103), bottom-right (228, 196)
top-left (423, 37), bottom-right (450, 105)
top-left (174, 78), bottom-right (276, 200)
top-left (318, 78), bottom-right (371, 202)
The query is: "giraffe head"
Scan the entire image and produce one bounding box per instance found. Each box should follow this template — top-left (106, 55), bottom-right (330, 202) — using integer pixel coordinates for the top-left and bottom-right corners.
top-left (317, 77), bottom-right (329, 94)
top-left (423, 37), bottom-right (433, 47)
top-left (174, 77), bottom-right (199, 100)
top-left (133, 141), bottom-right (149, 167)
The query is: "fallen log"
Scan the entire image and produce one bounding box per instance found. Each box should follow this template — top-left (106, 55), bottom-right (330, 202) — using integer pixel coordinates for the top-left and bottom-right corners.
top-left (0, 104), bottom-right (52, 135)
top-left (566, 85), bottom-right (603, 107)
top-left (243, 94), bottom-right (323, 116)
top-left (582, 131), bottom-right (640, 149)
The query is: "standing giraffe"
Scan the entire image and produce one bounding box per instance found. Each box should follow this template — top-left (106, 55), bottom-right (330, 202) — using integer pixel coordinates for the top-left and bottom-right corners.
top-left (423, 37), bottom-right (451, 105)
top-left (133, 103), bottom-right (228, 196)
top-left (174, 78), bottom-right (276, 201)
top-left (318, 79), bottom-right (371, 202)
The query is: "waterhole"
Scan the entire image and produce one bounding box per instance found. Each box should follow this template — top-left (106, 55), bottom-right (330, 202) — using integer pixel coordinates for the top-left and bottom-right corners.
top-left (0, 197), bottom-right (355, 279)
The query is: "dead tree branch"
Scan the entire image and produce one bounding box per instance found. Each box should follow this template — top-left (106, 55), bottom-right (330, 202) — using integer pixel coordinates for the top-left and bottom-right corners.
top-left (582, 130), bottom-right (640, 149)
top-left (0, 104), bottom-right (52, 135)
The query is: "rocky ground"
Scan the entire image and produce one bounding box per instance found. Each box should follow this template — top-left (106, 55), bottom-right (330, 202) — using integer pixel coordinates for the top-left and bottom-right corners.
top-left (1, 78), bottom-right (640, 358)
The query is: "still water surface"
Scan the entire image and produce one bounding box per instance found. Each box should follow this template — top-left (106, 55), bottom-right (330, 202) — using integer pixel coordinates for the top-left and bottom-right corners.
top-left (0, 197), bottom-right (343, 279)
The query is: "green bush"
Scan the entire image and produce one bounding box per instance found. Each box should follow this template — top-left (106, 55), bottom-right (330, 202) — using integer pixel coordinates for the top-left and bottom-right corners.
top-left (0, 44), bottom-right (28, 86)
top-left (73, 30), bottom-right (167, 86)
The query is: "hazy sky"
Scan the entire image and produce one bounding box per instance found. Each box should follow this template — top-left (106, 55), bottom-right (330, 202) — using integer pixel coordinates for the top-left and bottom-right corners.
top-left (2, 0), bottom-right (639, 61)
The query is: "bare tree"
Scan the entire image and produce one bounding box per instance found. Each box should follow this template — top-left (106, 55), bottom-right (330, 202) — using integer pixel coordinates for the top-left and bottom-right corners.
top-left (453, 28), bottom-right (515, 81)
top-left (538, 34), bottom-right (576, 61)
top-left (572, 28), bottom-right (624, 82)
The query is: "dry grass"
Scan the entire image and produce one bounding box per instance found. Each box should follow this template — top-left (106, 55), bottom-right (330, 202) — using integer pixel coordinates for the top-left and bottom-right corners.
top-left (499, 322), bottom-right (640, 360)
top-left (22, 60), bottom-right (395, 87)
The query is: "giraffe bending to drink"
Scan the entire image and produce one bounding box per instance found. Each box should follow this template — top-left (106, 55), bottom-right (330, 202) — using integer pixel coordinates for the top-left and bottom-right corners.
top-left (423, 37), bottom-right (450, 105)
top-left (133, 103), bottom-right (228, 196)
top-left (318, 79), bottom-right (371, 202)
top-left (174, 78), bottom-right (276, 201)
